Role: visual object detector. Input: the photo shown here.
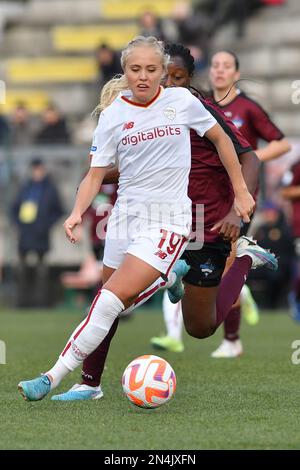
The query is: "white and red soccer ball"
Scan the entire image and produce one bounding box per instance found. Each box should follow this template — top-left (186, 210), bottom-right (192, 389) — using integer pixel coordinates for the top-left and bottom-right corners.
top-left (122, 355), bottom-right (176, 408)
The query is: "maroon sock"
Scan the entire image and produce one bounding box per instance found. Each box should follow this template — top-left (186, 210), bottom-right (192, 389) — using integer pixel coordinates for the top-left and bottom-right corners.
top-left (215, 255), bottom-right (252, 329)
top-left (224, 306), bottom-right (241, 341)
top-left (81, 318), bottom-right (119, 387)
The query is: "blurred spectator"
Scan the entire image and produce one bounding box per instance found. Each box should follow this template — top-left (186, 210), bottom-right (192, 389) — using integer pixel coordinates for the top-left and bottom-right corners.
top-left (35, 104), bottom-right (70, 145)
top-left (11, 158), bottom-right (64, 307)
top-left (138, 10), bottom-right (166, 40)
top-left (60, 183), bottom-right (117, 307)
top-left (10, 102), bottom-right (37, 146)
top-left (171, 2), bottom-right (209, 70)
top-left (281, 160), bottom-right (300, 320)
top-left (95, 43), bottom-right (122, 86)
top-left (0, 110), bottom-right (11, 146)
top-left (203, 0), bottom-right (263, 38)
top-left (250, 201), bottom-right (294, 309)
top-left (74, 114), bottom-right (97, 145)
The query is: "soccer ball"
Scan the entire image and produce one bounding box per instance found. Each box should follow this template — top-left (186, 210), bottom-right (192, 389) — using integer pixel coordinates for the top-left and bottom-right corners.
top-left (122, 354), bottom-right (176, 408)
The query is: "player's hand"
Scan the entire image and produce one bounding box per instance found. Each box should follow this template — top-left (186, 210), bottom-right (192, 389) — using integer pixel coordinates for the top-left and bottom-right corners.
top-left (210, 209), bottom-right (241, 243)
top-left (233, 189), bottom-right (255, 223)
top-left (63, 213), bottom-right (82, 244)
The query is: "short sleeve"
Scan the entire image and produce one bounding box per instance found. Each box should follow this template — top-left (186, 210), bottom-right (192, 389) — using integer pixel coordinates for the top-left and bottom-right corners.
top-left (90, 111), bottom-right (117, 167)
top-left (203, 100), bottom-right (252, 155)
top-left (187, 93), bottom-right (217, 137)
top-left (249, 103), bottom-right (284, 142)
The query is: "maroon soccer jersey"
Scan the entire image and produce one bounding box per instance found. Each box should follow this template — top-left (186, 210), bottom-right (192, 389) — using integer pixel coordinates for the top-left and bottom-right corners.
top-left (189, 96), bottom-right (252, 243)
top-left (84, 183), bottom-right (118, 245)
top-left (216, 91), bottom-right (284, 149)
top-left (287, 162), bottom-right (300, 238)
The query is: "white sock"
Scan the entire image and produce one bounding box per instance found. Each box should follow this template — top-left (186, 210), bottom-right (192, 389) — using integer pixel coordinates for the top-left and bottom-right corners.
top-left (163, 290), bottom-right (183, 341)
top-left (47, 289), bottom-right (124, 387)
top-left (46, 358), bottom-right (70, 390)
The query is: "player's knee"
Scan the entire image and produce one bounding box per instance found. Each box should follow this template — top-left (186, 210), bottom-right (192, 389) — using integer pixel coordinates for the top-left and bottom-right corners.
top-left (102, 284), bottom-right (136, 308)
top-left (185, 320), bottom-right (216, 339)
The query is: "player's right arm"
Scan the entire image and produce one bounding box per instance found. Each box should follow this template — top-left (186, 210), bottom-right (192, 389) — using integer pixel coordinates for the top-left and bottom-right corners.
top-left (204, 124), bottom-right (255, 223)
top-left (65, 109), bottom-right (117, 243)
top-left (64, 167), bottom-right (107, 243)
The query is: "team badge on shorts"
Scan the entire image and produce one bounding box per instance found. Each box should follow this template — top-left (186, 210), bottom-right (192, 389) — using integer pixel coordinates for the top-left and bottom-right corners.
top-left (199, 259), bottom-right (215, 277)
top-left (163, 106), bottom-right (176, 120)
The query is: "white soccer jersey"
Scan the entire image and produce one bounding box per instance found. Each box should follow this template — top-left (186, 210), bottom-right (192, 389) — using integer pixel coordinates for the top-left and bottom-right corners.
top-left (90, 86), bottom-right (217, 231)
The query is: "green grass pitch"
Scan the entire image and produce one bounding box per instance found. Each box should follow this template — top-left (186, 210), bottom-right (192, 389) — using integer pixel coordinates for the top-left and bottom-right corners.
top-left (0, 307), bottom-right (299, 450)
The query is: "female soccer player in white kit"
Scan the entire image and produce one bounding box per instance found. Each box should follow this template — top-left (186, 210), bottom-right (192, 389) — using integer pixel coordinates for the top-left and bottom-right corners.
top-left (18, 36), bottom-right (255, 402)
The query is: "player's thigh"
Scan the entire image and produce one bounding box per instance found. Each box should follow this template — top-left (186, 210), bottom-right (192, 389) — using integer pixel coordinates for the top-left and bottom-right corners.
top-left (102, 265), bottom-right (116, 284)
top-left (104, 224), bottom-right (188, 307)
top-left (181, 241), bottom-right (230, 336)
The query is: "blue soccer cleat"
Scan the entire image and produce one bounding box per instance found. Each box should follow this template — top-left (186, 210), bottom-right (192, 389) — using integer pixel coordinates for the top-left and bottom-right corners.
top-left (51, 383), bottom-right (103, 401)
top-left (167, 259), bottom-right (190, 304)
top-left (236, 236), bottom-right (278, 271)
top-left (18, 375), bottom-right (51, 402)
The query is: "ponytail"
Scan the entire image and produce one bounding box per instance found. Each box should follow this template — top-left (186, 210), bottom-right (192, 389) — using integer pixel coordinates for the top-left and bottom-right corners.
top-left (93, 74), bottom-right (128, 115)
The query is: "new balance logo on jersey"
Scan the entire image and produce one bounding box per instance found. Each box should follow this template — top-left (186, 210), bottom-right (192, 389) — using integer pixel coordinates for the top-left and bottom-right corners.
top-left (121, 126), bottom-right (181, 146)
top-left (154, 250), bottom-right (168, 260)
top-left (122, 121), bottom-right (134, 131)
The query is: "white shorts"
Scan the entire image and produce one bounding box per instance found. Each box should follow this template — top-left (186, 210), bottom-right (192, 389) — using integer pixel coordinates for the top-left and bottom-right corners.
top-left (103, 209), bottom-right (189, 276)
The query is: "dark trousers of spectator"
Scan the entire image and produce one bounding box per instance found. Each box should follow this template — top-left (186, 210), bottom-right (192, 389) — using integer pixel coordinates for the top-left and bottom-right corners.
top-left (16, 251), bottom-right (49, 308)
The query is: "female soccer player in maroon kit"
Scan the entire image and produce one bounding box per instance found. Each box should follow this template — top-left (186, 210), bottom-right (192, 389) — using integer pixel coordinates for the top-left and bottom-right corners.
top-left (48, 44), bottom-right (278, 401)
top-left (209, 51), bottom-right (290, 358)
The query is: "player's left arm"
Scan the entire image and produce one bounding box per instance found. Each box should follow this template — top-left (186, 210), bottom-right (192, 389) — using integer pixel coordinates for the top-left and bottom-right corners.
top-left (211, 150), bottom-right (259, 242)
top-left (255, 138), bottom-right (291, 162)
top-left (281, 185), bottom-right (300, 200)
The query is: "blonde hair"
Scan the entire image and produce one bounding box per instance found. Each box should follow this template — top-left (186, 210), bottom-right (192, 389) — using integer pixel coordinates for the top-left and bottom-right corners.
top-left (121, 35), bottom-right (169, 72)
top-left (93, 74), bottom-right (128, 115)
top-left (93, 36), bottom-right (169, 115)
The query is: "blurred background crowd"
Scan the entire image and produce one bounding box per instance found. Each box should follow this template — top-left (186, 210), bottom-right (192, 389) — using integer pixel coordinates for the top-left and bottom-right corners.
top-left (0, 0), bottom-right (299, 311)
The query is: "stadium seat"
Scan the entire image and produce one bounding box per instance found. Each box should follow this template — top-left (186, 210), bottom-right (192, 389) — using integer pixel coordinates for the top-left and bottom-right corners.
top-left (52, 24), bottom-right (140, 51)
top-left (101, 0), bottom-right (184, 19)
top-left (7, 57), bottom-right (98, 83)
top-left (4, 90), bottom-right (50, 113)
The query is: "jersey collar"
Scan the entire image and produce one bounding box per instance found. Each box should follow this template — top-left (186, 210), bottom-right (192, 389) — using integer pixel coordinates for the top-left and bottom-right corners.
top-left (121, 86), bottom-right (162, 108)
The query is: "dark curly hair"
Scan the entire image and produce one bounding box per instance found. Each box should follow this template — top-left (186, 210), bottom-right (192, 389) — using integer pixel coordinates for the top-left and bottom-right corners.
top-left (164, 43), bottom-right (195, 76)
